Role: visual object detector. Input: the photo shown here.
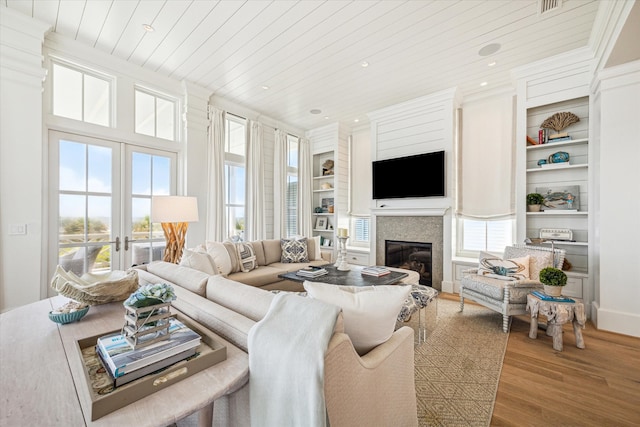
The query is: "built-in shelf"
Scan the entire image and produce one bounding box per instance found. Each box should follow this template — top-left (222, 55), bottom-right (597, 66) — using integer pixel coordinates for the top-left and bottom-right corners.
top-left (527, 211), bottom-right (588, 216)
top-left (314, 229), bottom-right (334, 233)
top-left (313, 175), bottom-right (334, 180)
top-left (313, 189), bottom-right (334, 193)
top-left (526, 138), bottom-right (588, 150)
top-left (537, 240), bottom-right (589, 246)
top-left (313, 213), bottom-right (334, 216)
top-left (526, 164), bottom-right (588, 173)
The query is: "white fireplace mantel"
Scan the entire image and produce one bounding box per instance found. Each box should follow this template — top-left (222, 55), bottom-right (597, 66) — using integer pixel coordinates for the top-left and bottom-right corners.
top-left (371, 207), bottom-right (450, 217)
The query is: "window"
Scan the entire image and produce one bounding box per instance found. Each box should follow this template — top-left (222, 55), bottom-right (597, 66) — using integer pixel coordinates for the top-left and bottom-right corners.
top-left (286, 135), bottom-right (299, 237)
top-left (458, 218), bottom-right (514, 256)
top-left (351, 216), bottom-right (370, 247)
top-left (135, 88), bottom-right (177, 141)
top-left (52, 62), bottom-right (111, 126)
top-left (224, 115), bottom-right (247, 240)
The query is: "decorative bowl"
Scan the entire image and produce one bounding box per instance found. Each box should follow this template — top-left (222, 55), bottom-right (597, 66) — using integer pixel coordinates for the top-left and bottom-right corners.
top-left (48, 305), bottom-right (89, 324)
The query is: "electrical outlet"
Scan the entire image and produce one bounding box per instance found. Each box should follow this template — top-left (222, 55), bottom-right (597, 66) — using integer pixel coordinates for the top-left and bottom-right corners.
top-left (9, 224), bottom-right (27, 235)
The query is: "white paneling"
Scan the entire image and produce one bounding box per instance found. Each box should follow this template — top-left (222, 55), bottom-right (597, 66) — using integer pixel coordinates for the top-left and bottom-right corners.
top-left (94, 1), bottom-right (139, 52)
top-left (110, 1), bottom-right (165, 59)
top-left (75, 0), bottom-right (113, 47)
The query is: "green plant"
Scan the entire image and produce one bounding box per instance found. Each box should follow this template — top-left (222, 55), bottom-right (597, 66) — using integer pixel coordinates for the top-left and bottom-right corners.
top-left (527, 193), bottom-right (544, 205)
top-left (539, 267), bottom-right (567, 286)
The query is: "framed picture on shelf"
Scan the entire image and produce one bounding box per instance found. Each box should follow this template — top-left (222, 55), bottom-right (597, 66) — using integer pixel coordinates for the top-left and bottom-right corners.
top-left (536, 185), bottom-right (580, 211)
top-left (322, 239), bottom-right (332, 247)
top-left (321, 197), bottom-right (334, 213)
top-left (315, 217), bottom-right (328, 230)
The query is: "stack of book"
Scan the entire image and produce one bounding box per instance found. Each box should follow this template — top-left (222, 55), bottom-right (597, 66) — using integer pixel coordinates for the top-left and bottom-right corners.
top-left (361, 266), bottom-right (391, 277)
top-left (531, 290), bottom-right (574, 303)
top-left (547, 132), bottom-right (572, 143)
top-left (96, 317), bottom-right (201, 387)
top-left (296, 266), bottom-right (328, 278)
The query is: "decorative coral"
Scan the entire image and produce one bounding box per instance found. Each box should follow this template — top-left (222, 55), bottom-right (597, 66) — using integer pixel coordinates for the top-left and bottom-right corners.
top-left (540, 112), bottom-right (580, 132)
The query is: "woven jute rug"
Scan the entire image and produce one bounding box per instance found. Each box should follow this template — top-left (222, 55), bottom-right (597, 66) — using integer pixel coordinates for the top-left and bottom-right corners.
top-left (413, 297), bottom-right (508, 427)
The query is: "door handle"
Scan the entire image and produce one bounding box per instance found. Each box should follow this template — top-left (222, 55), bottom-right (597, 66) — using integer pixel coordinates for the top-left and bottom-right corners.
top-left (125, 236), bottom-right (138, 251)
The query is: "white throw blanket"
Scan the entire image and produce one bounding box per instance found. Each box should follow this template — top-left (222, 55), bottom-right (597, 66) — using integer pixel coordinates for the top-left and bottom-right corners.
top-left (248, 292), bottom-right (340, 427)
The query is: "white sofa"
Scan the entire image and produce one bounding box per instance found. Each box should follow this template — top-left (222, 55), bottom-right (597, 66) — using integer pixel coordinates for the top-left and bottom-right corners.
top-left (133, 259), bottom-right (419, 426)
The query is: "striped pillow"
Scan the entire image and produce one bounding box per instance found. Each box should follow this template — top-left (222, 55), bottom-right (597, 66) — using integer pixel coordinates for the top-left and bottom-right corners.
top-left (235, 242), bottom-right (258, 273)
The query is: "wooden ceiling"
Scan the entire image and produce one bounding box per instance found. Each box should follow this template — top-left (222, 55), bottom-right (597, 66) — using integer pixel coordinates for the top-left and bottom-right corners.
top-left (4, 0), bottom-right (603, 129)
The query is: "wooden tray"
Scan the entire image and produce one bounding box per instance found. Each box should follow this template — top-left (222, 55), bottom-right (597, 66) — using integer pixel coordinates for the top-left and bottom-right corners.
top-left (75, 314), bottom-right (227, 421)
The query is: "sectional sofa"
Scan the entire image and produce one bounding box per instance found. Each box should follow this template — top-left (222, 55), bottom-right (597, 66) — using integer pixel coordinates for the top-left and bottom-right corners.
top-left (133, 238), bottom-right (419, 426)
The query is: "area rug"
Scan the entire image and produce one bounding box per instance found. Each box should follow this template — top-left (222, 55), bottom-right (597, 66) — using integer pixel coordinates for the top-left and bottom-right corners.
top-left (412, 298), bottom-right (508, 427)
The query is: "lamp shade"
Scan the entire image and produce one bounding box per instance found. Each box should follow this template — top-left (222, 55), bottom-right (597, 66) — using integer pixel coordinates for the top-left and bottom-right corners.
top-left (151, 196), bottom-right (199, 223)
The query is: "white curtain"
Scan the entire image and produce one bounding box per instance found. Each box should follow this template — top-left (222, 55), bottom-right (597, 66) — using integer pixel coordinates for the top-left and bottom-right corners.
top-left (206, 107), bottom-right (226, 241)
top-left (457, 94), bottom-right (515, 218)
top-left (246, 120), bottom-right (265, 241)
top-left (298, 137), bottom-right (313, 237)
top-left (273, 129), bottom-right (288, 238)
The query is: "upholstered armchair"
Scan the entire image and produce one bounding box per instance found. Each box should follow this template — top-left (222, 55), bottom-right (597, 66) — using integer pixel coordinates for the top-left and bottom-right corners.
top-left (460, 245), bottom-right (566, 332)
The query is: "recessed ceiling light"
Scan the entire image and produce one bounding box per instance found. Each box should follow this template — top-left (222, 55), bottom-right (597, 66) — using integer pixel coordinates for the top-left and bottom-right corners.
top-left (480, 81), bottom-right (488, 87)
top-left (478, 43), bottom-right (500, 57)
top-left (488, 60), bottom-right (497, 67)
top-left (361, 61), bottom-right (369, 68)
top-left (142, 24), bottom-right (155, 33)
top-left (310, 109), bottom-right (322, 115)
top-left (354, 118), bottom-right (360, 123)
top-left (324, 116), bottom-right (329, 120)
top-left (261, 85), bottom-right (270, 90)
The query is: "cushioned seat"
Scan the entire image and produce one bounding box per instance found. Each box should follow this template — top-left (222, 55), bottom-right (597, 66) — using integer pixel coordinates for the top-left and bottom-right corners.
top-left (460, 244), bottom-right (565, 332)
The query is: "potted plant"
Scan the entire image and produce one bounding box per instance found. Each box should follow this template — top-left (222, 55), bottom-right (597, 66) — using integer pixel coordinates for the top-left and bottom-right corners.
top-left (527, 193), bottom-right (544, 212)
top-left (539, 267), bottom-right (567, 296)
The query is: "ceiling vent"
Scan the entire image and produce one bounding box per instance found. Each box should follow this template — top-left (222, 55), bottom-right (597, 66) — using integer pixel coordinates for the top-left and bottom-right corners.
top-left (539, 0), bottom-right (562, 15)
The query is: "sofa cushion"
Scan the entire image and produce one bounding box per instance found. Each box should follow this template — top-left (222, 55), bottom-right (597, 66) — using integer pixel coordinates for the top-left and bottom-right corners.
top-left (281, 238), bottom-right (309, 263)
top-left (206, 274), bottom-right (274, 322)
top-left (310, 235), bottom-right (322, 261)
top-left (262, 239), bottom-right (282, 265)
top-left (477, 252), bottom-right (530, 281)
top-left (249, 241), bottom-right (267, 266)
top-left (461, 274), bottom-right (541, 304)
top-left (146, 261), bottom-right (209, 297)
top-left (228, 266), bottom-right (285, 288)
top-left (179, 249), bottom-right (219, 275)
top-left (236, 242), bottom-right (258, 272)
top-left (205, 241), bottom-right (235, 276)
top-left (303, 281), bottom-right (411, 355)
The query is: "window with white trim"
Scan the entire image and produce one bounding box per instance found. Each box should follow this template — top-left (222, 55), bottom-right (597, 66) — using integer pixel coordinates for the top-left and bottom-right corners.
top-left (458, 218), bottom-right (514, 257)
top-left (286, 135), bottom-right (299, 237)
top-left (224, 114), bottom-right (246, 240)
top-left (52, 61), bottom-right (112, 126)
top-left (350, 216), bottom-right (370, 248)
top-left (134, 88), bottom-right (177, 141)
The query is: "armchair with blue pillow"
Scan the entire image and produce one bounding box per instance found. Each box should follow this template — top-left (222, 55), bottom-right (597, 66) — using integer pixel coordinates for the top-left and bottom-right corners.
top-left (460, 244), bottom-right (566, 332)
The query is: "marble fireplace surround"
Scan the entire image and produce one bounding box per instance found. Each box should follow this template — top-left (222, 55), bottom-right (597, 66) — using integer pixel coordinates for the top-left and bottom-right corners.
top-left (375, 215), bottom-right (444, 291)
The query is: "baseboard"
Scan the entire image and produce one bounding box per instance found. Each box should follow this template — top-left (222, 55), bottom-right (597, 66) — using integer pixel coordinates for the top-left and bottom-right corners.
top-left (596, 304), bottom-right (640, 338)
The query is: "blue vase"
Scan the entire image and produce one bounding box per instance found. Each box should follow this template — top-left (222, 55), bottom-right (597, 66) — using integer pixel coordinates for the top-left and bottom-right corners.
top-left (548, 151), bottom-right (570, 164)
top-left (537, 159), bottom-right (547, 166)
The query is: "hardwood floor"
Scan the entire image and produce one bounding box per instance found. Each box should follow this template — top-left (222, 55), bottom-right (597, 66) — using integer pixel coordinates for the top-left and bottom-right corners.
top-left (492, 311), bottom-right (640, 426)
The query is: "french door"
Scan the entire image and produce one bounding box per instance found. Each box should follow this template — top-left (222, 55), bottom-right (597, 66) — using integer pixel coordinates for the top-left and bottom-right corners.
top-left (48, 131), bottom-right (176, 277)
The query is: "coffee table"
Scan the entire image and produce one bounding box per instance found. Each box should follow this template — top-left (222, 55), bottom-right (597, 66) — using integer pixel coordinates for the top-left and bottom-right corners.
top-left (278, 265), bottom-right (408, 286)
top-left (0, 296), bottom-right (249, 426)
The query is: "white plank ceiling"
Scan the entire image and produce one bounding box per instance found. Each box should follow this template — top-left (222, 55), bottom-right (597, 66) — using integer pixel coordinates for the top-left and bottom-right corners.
top-left (3, 0), bottom-right (602, 130)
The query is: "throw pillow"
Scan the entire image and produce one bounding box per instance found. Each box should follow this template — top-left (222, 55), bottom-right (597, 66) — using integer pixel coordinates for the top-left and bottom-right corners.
top-left (311, 235), bottom-right (322, 261)
top-left (235, 242), bottom-right (258, 273)
top-left (205, 241), bottom-right (233, 276)
top-left (303, 281), bottom-right (411, 355)
top-left (280, 238), bottom-right (309, 263)
top-left (179, 249), bottom-right (219, 275)
top-left (478, 252), bottom-right (530, 281)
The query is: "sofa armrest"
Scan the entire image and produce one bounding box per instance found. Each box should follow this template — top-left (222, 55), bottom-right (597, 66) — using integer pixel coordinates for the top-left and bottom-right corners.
top-left (323, 326), bottom-right (417, 427)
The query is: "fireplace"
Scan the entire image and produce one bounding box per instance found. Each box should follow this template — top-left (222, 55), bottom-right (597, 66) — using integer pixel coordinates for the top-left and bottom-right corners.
top-left (385, 240), bottom-right (432, 286)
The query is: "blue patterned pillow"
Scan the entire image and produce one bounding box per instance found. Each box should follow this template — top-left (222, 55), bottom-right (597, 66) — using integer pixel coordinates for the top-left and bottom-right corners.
top-left (280, 238), bottom-right (309, 263)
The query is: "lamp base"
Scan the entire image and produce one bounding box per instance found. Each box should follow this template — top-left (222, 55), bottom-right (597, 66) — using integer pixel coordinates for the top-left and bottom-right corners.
top-left (161, 222), bottom-right (189, 264)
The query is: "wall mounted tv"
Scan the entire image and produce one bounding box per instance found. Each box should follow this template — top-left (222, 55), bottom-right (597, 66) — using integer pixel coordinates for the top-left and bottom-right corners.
top-left (372, 150), bottom-right (445, 199)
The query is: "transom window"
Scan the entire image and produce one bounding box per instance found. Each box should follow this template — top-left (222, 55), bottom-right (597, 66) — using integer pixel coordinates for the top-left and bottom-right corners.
top-left (134, 88), bottom-right (177, 141)
top-left (52, 61), bottom-right (111, 126)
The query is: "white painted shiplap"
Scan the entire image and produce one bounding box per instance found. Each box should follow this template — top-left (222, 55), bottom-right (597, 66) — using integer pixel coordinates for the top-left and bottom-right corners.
top-left (2, 0), bottom-right (603, 130)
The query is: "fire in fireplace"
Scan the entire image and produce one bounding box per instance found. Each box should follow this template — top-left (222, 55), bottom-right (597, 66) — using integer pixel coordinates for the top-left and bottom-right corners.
top-left (385, 240), bottom-right (432, 286)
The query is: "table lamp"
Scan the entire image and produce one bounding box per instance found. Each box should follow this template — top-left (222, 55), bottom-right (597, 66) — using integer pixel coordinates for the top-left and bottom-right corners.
top-left (151, 196), bottom-right (199, 263)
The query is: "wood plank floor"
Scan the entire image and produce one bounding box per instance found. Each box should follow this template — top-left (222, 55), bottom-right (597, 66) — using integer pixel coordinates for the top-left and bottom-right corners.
top-left (492, 311), bottom-right (640, 426)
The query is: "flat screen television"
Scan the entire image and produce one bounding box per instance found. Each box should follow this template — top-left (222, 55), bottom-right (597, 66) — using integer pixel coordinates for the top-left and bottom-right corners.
top-left (372, 150), bottom-right (445, 199)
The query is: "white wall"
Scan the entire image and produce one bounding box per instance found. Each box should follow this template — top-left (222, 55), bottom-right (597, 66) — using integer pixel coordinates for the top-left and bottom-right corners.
top-left (0, 8), bottom-right (49, 311)
top-left (595, 60), bottom-right (640, 337)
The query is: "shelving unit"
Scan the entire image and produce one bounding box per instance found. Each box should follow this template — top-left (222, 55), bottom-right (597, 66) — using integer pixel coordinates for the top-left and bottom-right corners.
top-left (522, 96), bottom-right (590, 280)
top-left (312, 151), bottom-right (336, 253)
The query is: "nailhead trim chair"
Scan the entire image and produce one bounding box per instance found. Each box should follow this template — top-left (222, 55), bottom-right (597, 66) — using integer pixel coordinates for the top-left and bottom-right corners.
top-left (459, 245), bottom-right (566, 332)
